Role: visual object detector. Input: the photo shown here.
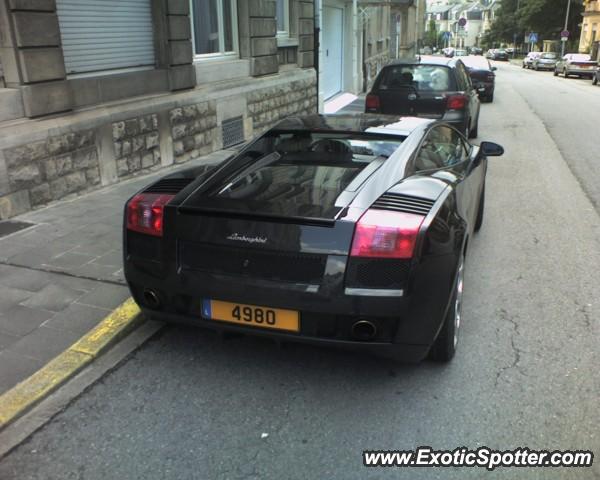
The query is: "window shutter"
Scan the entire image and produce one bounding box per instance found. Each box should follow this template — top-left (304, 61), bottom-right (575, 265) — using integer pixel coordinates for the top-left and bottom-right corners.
top-left (56, 0), bottom-right (156, 75)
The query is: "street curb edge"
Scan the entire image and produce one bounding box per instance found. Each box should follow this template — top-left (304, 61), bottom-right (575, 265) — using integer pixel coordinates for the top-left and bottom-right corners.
top-left (0, 298), bottom-right (143, 430)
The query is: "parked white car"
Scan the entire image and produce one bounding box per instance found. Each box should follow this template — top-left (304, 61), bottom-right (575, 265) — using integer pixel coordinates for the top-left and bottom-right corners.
top-left (554, 53), bottom-right (598, 78)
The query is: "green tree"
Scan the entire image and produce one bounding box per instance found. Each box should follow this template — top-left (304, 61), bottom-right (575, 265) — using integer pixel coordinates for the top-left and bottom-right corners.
top-left (425, 19), bottom-right (438, 47)
top-left (484, 0), bottom-right (583, 47)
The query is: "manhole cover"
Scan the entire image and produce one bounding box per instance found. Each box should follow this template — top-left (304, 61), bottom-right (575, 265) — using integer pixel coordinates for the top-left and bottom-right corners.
top-left (0, 220), bottom-right (35, 238)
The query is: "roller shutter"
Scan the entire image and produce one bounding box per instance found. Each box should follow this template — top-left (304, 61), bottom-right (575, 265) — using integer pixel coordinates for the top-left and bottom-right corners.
top-left (56, 0), bottom-right (156, 75)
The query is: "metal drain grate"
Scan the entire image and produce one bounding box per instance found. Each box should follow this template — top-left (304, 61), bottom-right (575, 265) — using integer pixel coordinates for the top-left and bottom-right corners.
top-left (221, 116), bottom-right (245, 148)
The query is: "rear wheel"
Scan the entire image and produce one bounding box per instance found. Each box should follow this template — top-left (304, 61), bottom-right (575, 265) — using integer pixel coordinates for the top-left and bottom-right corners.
top-left (474, 184), bottom-right (485, 232)
top-left (553, 68), bottom-right (558, 76)
top-left (563, 68), bottom-right (569, 78)
top-left (429, 256), bottom-right (464, 362)
top-left (593, 75), bottom-right (598, 85)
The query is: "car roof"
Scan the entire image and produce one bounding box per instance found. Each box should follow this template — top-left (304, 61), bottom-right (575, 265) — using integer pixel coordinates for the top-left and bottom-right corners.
top-left (387, 55), bottom-right (457, 67)
top-left (273, 114), bottom-right (434, 136)
top-left (461, 56), bottom-right (492, 70)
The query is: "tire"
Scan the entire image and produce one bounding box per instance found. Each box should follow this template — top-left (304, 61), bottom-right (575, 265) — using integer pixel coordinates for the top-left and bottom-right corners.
top-left (522, 63), bottom-right (526, 69)
top-left (553, 69), bottom-right (558, 76)
top-left (429, 255), bottom-right (465, 362)
top-left (534, 64), bottom-right (539, 71)
top-left (474, 184), bottom-right (485, 232)
top-left (593, 75), bottom-right (598, 85)
top-left (487, 92), bottom-right (494, 102)
top-left (563, 68), bottom-right (569, 78)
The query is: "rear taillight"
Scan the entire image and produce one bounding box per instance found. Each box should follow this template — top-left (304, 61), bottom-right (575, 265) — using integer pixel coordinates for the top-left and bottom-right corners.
top-left (126, 193), bottom-right (174, 237)
top-left (350, 210), bottom-right (426, 259)
top-left (447, 94), bottom-right (467, 110)
top-left (365, 94), bottom-right (380, 111)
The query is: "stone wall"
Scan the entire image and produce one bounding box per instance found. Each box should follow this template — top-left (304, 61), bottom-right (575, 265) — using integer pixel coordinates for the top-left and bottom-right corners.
top-left (1, 129), bottom-right (99, 217)
top-left (170, 101), bottom-right (218, 164)
top-left (249, 76), bottom-right (317, 133)
top-left (365, 52), bottom-right (390, 90)
top-left (112, 114), bottom-right (162, 178)
top-left (0, 68), bottom-right (317, 219)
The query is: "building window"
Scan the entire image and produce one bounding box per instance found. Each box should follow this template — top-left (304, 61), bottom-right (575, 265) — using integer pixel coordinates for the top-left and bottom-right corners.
top-left (276, 0), bottom-right (289, 36)
top-left (191, 0), bottom-right (238, 57)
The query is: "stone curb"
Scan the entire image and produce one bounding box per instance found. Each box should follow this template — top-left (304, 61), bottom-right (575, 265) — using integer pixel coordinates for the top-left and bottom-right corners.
top-left (0, 298), bottom-right (142, 430)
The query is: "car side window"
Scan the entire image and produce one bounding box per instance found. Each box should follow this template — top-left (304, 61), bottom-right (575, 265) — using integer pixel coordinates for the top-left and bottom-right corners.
top-left (414, 126), bottom-right (469, 172)
top-left (455, 62), bottom-right (471, 91)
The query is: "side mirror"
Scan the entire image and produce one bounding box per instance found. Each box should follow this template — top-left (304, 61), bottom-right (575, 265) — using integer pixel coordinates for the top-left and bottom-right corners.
top-left (480, 141), bottom-right (504, 156)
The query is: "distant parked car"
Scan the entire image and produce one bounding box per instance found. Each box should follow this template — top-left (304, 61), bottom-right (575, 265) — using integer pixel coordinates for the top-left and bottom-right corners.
top-left (593, 66), bottom-right (600, 85)
top-left (471, 47), bottom-right (483, 55)
top-left (461, 56), bottom-right (496, 102)
top-left (522, 52), bottom-right (541, 69)
top-left (454, 49), bottom-right (469, 57)
top-left (531, 52), bottom-right (558, 71)
top-left (365, 56), bottom-right (480, 138)
top-left (494, 49), bottom-right (509, 61)
top-left (505, 47), bottom-right (514, 55)
top-left (486, 49), bottom-right (508, 61)
top-left (443, 47), bottom-right (455, 57)
top-left (554, 53), bottom-right (598, 78)
top-left (420, 46), bottom-right (433, 55)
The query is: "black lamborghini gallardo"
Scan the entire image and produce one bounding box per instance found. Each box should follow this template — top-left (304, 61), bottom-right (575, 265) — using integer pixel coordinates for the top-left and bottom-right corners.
top-left (124, 115), bottom-right (503, 362)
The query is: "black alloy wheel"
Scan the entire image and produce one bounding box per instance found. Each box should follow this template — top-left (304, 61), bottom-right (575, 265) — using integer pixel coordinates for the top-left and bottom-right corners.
top-left (429, 255), bottom-right (465, 362)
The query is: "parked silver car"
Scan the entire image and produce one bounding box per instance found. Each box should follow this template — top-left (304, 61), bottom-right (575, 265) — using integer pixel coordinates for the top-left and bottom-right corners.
top-left (554, 53), bottom-right (598, 78)
top-left (532, 52), bottom-right (558, 71)
top-left (522, 52), bottom-right (540, 69)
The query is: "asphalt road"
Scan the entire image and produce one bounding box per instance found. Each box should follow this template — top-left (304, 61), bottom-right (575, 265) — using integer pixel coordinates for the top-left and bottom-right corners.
top-left (1, 62), bottom-right (599, 480)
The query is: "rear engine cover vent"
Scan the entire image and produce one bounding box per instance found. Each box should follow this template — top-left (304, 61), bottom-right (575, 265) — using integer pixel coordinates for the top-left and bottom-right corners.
top-left (372, 192), bottom-right (435, 216)
top-left (222, 116), bottom-right (245, 148)
top-left (144, 178), bottom-right (193, 194)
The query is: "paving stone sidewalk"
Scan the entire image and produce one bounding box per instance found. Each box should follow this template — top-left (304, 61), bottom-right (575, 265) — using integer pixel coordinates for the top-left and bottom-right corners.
top-left (0, 149), bottom-right (232, 395)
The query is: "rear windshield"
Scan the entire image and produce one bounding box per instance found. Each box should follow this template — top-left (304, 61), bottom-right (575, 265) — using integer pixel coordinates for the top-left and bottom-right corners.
top-left (541, 52), bottom-right (556, 59)
top-left (187, 132), bottom-right (405, 219)
top-left (379, 65), bottom-right (455, 92)
top-left (571, 54), bottom-right (591, 61)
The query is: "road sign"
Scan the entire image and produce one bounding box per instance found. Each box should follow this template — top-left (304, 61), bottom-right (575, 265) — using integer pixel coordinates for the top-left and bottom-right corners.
top-left (442, 31), bottom-right (452, 41)
top-left (458, 18), bottom-right (467, 27)
top-left (528, 32), bottom-right (538, 43)
top-left (561, 30), bottom-right (570, 38)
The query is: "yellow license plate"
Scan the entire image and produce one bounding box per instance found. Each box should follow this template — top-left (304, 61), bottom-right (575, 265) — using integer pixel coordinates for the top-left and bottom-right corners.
top-left (202, 299), bottom-right (300, 332)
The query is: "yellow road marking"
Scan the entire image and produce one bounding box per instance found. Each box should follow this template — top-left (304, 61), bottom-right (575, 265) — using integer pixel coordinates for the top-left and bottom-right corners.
top-left (0, 298), bottom-right (142, 429)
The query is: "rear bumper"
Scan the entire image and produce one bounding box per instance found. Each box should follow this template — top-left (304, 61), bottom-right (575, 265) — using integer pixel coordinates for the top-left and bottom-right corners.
top-left (124, 251), bottom-right (458, 361)
top-left (144, 308), bottom-right (431, 362)
top-left (568, 67), bottom-right (595, 76)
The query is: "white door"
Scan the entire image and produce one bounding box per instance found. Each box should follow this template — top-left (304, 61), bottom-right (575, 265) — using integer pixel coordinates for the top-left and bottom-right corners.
top-left (322, 6), bottom-right (343, 99)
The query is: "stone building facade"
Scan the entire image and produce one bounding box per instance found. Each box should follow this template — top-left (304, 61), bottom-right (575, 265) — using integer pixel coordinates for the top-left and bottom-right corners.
top-left (0, 0), bottom-right (317, 219)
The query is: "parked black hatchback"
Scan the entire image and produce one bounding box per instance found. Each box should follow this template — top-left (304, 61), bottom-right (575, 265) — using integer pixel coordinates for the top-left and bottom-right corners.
top-left (366, 56), bottom-right (480, 138)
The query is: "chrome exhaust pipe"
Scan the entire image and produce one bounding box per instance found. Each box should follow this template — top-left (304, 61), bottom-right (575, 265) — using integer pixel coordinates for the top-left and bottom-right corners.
top-left (351, 320), bottom-right (377, 341)
top-left (142, 289), bottom-right (161, 309)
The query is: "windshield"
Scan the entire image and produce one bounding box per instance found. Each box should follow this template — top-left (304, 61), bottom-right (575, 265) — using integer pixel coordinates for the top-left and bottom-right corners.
top-left (541, 53), bottom-right (556, 59)
top-left (379, 65), bottom-right (454, 92)
top-left (186, 132), bottom-right (405, 218)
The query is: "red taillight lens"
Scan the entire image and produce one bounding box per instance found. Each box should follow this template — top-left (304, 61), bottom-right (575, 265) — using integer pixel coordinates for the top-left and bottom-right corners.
top-left (447, 94), bottom-right (467, 110)
top-left (126, 193), bottom-right (174, 237)
top-left (365, 94), bottom-right (380, 111)
top-left (350, 210), bottom-right (425, 259)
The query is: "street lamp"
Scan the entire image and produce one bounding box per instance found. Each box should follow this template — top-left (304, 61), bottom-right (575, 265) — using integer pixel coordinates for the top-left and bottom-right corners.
top-left (561, 0), bottom-right (572, 56)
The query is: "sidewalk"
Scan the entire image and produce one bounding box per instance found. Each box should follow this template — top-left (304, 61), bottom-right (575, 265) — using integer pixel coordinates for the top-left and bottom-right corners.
top-left (0, 149), bottom-right (232, 395)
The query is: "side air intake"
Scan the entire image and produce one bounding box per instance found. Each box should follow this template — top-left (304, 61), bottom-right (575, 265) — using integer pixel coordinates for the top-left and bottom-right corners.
top-left (371, 192), bottom-right (435, 216)
top-left (144, 178), bottom-right (193, 194)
